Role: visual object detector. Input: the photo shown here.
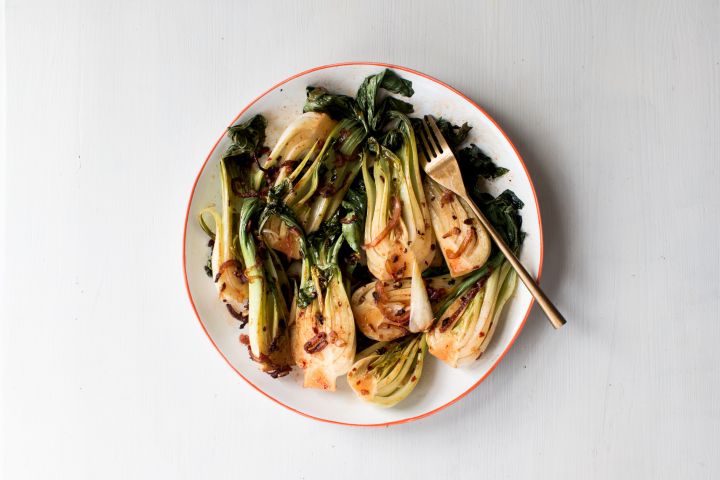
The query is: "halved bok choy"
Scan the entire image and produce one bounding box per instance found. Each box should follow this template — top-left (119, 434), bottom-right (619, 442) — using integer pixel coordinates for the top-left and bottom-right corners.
top-left (427, 190), bottom-right (525, 367)
top-left (426, 258), bottom-right (516, 367)
top-left (350, 269), bottom-right (454, 341)
top-left (424, 179), bottom-right (491, 277)
top-left (261, 118), bottom-right (366, 259)
top-left (236, 198), bottom-right (292, 376)
top-left (347, 334), bottom-right (427, 407)
top-left (418, 119), bottom-right (509, 278)
top-left (263, 207), bottom-right (356, 390)
top-left (198, 114), bottom-right (268, 324)
top-left (362, 112), bottom-right (435, 280)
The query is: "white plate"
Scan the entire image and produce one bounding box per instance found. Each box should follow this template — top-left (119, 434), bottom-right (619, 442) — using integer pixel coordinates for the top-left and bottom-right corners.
top-left (183, 63), bottom-right (543, 426)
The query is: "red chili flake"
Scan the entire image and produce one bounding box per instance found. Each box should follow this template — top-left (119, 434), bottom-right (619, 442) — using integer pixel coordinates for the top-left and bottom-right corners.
top-left (360, 389), bottom-right (370, 396)
top-left (410, 376), bottom-right (417, 382)
top-left (239, 334), bottom-right (250, 345)
top-left (426, 286), bottom-right (447, 303)
top-left (440, 191), bottom-right (455, 207)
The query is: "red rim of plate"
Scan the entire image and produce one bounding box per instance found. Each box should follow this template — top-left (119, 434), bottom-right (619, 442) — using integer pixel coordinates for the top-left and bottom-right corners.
top-left (182, 62), bottom-right (544, 427)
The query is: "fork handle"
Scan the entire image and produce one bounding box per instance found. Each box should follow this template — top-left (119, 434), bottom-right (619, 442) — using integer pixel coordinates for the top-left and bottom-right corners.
top-left (465, 197), bottom-right (566, 329)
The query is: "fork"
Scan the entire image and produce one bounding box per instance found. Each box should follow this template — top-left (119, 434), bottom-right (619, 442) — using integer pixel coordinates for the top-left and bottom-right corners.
top-left (417, 115), bottom-right (566, 329)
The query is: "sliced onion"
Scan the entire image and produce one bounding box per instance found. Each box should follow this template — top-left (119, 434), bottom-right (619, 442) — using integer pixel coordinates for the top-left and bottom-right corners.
top-left (364, 197), bottom-right (402, 248)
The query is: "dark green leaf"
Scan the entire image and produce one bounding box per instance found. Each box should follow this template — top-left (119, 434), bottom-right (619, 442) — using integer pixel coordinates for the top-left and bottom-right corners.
top-left (356, 69), bottom-right (415, 133)
top-left (340, 180), bottom-right (367, 253)
top-left (308, 211), bottom-right (343, 251)
top-left (380, 128), bottom-right (403, 150)
top-left (479, 189), bottom-right (525, 253)
top-left (435, 118), bottom-right (472, 149)
top-left (376, 69), bottom-right (414, 97)
top-left (372, 96), bottom-right (414, 132)
top-left (223, 114), bottom-right (267, 160)
top-left (297, 281), bottom-right (317, 309)
top-left (303, 87), bottom-right (359, 120)
top-left (458, 144), bottom-right (509, 180)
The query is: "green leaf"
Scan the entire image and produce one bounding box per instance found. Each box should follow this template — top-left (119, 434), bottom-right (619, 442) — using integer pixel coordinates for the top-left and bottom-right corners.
top-left (303, 87), bottom-right (359, 120)
top-left (303, 69), bottom-right (415, 137)
top-left (458, 144), bottom-right (509, 180)
top-left (339, 180), bottom-right (367, 253)
top-left (479, 189), bottom-right (525, 253)
top-left (308, 211), bottom-right (343, 253)
top-left (376, 69), bottom-right (415, 97)
top-left (223, 114), bottom-right (267, 160)
top-left (374, 96), bottom-right (415, 135)
top-left (297, 281), bottom-right (317, 309)
top-left (356, 69), bottom-right (415, 132)
top-left (435, 118), bottom-right (472, 149)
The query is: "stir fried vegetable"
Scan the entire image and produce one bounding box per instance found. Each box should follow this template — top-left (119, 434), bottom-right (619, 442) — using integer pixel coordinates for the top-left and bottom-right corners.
top-left (427, 190), bottom-right (525, 367)
top-left (347, 334), bottom-right (427, 407)
top-left (198, 115), bottom-right (296, 375)
top-left (425, 179), bottom-right (491, 277)
top-left (199, 114), bottom-right (269, 324)
top-left (362, 112), bottom-right (435, 280)
top-left (261, 118), bottom-right (366, 259)
top-left (237, 198), bottom-right (292, 376)
top-left (419, 120), bottom-right (508, 278)
top-left (279, 214), bottom-right (357, 390)
top-left (350, 274), bottom-right (455, 341)
top-left (427, 261), bottom-right (516, 367)
top-left (198, 69), bottom-right (530, 407)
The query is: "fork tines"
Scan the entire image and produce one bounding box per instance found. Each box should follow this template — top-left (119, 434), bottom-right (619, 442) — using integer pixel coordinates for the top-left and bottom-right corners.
top-left (417, 115), bottom-right (450, 161)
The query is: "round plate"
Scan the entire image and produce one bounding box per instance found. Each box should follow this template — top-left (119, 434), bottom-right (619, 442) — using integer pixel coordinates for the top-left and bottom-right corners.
top-left (183, 62), bottom-right (543, 426)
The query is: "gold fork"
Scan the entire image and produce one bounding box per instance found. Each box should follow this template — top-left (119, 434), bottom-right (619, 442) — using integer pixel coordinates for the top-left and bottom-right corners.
top-left (417, 115), bottom-right (566, 329)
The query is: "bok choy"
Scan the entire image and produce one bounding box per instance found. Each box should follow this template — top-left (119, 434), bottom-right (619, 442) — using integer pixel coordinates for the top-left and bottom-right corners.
top-left (237, 198), bottom-right (292, 376)
top-left (199, 114), bottom-right (268, 324)
top-left (347, 334), bottom-right (427, 407)
top-left (350, 274), bottom-right (455, 341)
top-left (426, 190), bottom-right (525, 367)
top-left (419, 120), bottom-right (508, 278)
top-left (276, 213), bottom-right (356, 390)
top-left (261, 117), bottom-right (366, 259)
top-left (362, 112), bottom-right (436, 280)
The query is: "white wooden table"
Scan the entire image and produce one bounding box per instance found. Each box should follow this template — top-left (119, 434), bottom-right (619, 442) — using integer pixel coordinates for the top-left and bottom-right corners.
top-left (2, 1), bottom-right (719, 478)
